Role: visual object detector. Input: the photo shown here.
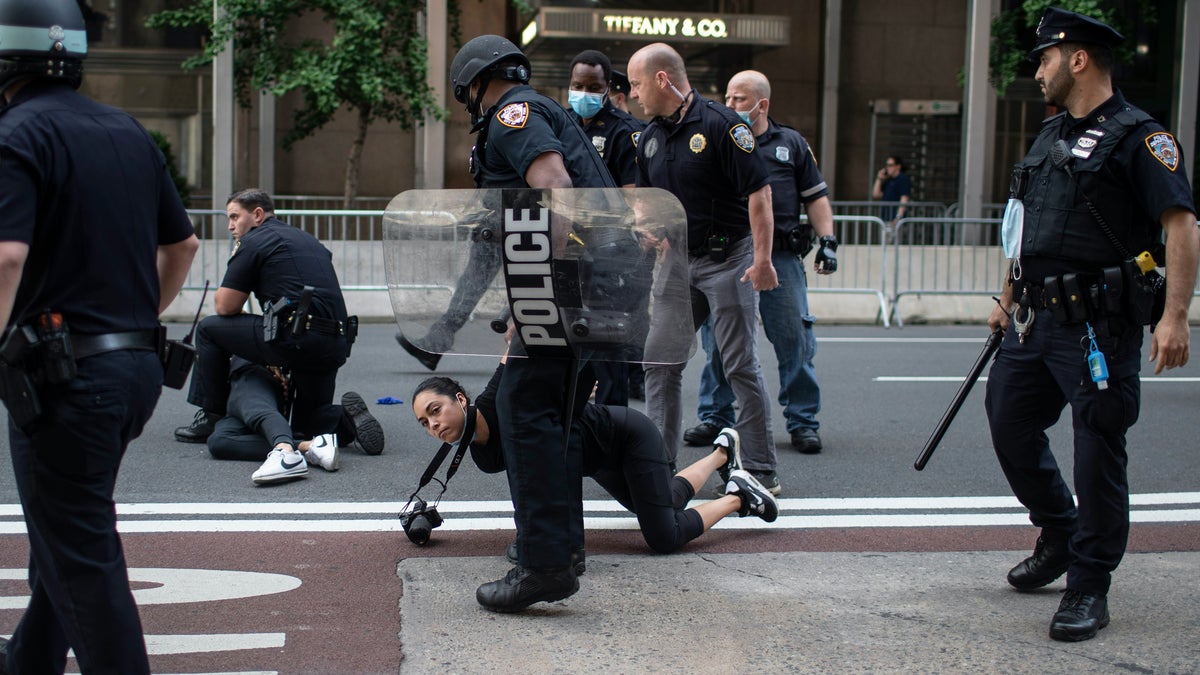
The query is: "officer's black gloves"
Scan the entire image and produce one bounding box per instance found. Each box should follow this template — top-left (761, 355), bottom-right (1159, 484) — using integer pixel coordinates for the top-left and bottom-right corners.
top-left (814, 235), bottom-right (839, 273)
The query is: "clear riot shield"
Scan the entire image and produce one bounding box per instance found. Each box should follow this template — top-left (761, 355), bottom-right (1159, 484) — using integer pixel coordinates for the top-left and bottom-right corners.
top-left (384, 188), bottom-right (693, 365)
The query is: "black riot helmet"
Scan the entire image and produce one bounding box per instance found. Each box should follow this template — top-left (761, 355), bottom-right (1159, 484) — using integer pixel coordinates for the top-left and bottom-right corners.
top-left (449, 35), bottom-right (530, 122)
top-left (0, 0), bottom-right (87, 91)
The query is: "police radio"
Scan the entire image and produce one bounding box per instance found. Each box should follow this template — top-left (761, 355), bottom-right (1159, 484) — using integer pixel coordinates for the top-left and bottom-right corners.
top-left (161, 281), bottom-right (208, 389)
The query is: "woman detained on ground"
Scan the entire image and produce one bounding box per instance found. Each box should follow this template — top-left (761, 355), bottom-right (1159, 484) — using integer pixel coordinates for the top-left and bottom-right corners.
top-left (411, 363), bottom-right (778, 556)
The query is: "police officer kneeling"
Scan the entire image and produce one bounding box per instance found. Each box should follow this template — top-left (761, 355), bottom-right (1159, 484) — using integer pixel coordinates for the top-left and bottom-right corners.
top-left (0, 0), bottom-right (200, 670)
top-left (176, 189), bottom-right (383, 482)
top-left (986, 8), bottom-right (1198, 642)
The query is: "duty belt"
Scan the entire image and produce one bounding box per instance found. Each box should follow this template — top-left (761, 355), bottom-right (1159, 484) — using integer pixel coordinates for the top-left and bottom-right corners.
top-left (290, 313), bottom-right (345, 336)
top-left (1014, 271), bottom-right (1122, 326)
top-left (72, 329), bottom-right (160, 360)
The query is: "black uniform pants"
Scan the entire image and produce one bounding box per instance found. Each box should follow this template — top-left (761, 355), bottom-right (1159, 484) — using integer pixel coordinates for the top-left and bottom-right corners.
top-left (207, 365), bottom-right (293, 461)
top-left (984, 310), bottom-right (1142, 594)
top-left (187, 313), bottom-right (347, 438)
top-left (496, 348), bottom-right (589, 572)
top-left (588, 406), bottom-right (704, 554)
top-left (6, 350), bottom-right (162, 675)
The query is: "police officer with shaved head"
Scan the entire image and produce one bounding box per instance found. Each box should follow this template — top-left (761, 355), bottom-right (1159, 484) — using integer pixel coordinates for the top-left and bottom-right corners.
top-left (0, 0), bottom-right (199, 670)
top-left (986, 7), bottom-right (1197, 642)
top-left (448, 34), bottom-right (614, 612)
top-left (626, 42), bottom-right (782, 493)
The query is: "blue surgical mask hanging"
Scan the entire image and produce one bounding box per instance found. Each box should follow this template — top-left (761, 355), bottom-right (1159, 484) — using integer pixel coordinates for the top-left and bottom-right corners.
top-left (1001, 197), bottom-right (1025, 280)
top-left (568, 90), bottom-right (605, 119)
top-left (737, 100), bottom-right (762, 125)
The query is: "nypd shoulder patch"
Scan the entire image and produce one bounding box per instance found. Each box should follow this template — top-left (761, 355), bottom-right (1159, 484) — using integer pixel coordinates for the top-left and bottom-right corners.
top-left (1145, 132), bottom-right (1179, 171)
top-left (631, 131), bottom-right (641, 148)
top-left (730, 124), bottom-right (755, 153)
top-left (497, 103), bottom-right (529, 129)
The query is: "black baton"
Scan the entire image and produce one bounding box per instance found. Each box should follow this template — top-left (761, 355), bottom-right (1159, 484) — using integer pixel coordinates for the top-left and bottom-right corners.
top-left (490, 306), bottom-right (512, 334)
top-left (914, 327), bottom-right (1004, 471)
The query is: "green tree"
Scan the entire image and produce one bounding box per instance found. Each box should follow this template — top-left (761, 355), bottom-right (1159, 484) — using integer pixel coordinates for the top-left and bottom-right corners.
top-left (989, 0), bottom-right (1155, 96)
top-left (150, 130), bottom-right (192, 207)
top-left (147, 0), bottom-right (447, 207)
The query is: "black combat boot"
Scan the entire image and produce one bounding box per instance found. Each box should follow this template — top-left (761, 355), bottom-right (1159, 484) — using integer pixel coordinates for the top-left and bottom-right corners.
top-left (1049, 590), bottom-right (1109, 641)
top-left (1007, 530), bottom-right (1074, 590)
top-left (476, 565), bottom-right (578, 613)
top-left (174, 409), bottom-right (218, 443)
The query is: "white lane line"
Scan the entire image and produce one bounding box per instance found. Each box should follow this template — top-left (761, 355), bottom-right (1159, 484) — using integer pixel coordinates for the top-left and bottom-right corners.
top-left (2, 493), bottom-right (1198, 518)
top-left (2, 509), bottom-right (1197, 534)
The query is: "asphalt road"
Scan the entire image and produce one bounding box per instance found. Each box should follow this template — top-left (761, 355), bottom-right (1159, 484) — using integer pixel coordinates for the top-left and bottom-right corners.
top-left (2, 321), bottom-right (1197, 673)
top-left (3, 321), bottom-right (1190, 504)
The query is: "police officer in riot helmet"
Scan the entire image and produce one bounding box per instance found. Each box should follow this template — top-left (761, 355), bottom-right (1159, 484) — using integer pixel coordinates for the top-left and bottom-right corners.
top-left (0, 0), bottom-right (200, 670)
top-left (447, 34), bottom-right (614, 613)
top-left (985, 7), bottom-right (1197, 642)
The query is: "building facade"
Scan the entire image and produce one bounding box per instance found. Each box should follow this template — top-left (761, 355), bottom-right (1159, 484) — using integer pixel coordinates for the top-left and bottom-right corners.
top-left (80, 0), bottom-right (1197, 208)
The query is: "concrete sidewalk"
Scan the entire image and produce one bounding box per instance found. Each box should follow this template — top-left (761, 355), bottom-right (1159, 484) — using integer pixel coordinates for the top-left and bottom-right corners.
top-left (397, 550), bottom-right (1200, 673)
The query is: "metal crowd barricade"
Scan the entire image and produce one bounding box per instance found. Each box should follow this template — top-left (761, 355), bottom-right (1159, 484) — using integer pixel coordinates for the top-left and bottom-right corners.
top-left (945, 202), bottom-right (1007, 219)
top-left (889, 217), bottom-right (1004, 327)
top-left (272, 195), bottom-right (394, 211)
top-left (182, 208), bottom-right (408, 294)
top-left (806, 214), bottom-right (893, 327)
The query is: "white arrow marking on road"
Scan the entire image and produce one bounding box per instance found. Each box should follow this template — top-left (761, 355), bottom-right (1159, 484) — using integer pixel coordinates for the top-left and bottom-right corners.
top-left (0, 568), bottom-right (300, 610)
top-left (143, 633), bottom-right (285, 655)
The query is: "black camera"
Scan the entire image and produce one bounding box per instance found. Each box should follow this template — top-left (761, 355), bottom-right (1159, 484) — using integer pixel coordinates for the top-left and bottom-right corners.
top-left (399, 497), bottom-right (443, 546)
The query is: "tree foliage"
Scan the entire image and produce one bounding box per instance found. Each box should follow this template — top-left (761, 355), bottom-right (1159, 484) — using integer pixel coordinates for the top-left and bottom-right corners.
top-left (150, 130), bottom-right (192, 207)
top-left (147, 0), bottom-right (448, 203)
top-left (988, 0), bottom-right (1156, 96)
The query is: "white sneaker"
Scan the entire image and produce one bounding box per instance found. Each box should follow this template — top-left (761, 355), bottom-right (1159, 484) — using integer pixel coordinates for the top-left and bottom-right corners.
top-left (252, 448), bottom-right (308, 484)
top-left (304, 433), bottom-right (340, 472)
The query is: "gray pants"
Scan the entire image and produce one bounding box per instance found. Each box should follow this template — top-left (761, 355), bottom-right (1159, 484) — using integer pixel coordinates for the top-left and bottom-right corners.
top-left (645, 237), bottom-right (777, 471)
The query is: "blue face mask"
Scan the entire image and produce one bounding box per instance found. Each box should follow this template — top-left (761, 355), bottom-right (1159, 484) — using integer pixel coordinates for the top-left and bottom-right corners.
top-left (736, 100), bottom-right (762, 125)
top-left (568, 90), bottom-right (605, 119)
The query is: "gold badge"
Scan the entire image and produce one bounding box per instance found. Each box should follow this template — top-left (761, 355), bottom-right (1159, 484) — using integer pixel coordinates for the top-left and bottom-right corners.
top-left (689, 133), bottom-right (707, 154)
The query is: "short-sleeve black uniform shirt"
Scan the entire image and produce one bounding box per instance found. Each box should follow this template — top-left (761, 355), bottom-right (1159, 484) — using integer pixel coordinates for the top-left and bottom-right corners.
top-left (471, 85), bottom-right (615, 189)
top-left (223, 217), bottom-right (348, 321)
top-left (1018, 90), bottom-right (1195, 275)
top-left (0, 81), bottom-right (195, 334)
top-left (573, 103), bottom-right (644, 186)
top-left (757, 119), bottom-right (829, 232)
top-left (635, 92), bottom-right (770, 250)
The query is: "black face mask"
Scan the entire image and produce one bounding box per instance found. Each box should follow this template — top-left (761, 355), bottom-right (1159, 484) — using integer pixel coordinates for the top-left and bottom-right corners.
top-left (465, 76), bottom-right (497, 129)
top-left (651, 82), bottom-right (691, 127)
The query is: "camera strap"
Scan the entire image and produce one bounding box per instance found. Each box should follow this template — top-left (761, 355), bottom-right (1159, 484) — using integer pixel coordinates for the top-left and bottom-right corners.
top-left (405, 404), bottom-right (476, 507)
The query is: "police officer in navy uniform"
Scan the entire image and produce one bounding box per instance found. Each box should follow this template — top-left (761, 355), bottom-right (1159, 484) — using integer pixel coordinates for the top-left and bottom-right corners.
top-left (567, 49), bottom-right (643, 189)
top-left (566, 49), bottom-right (646, 406)
top-left (627, 42), bottom-right (782, 492)
top-left (985, 8), bottom-right (1198, 642)
top-left (685, 69), bottom-right (839, 456)
top-left (449, 34), bottom-right (615, 612)
top-left (176, 189), bottom-right (383, 482)
top-left (0, 0), bottom-right (199, 670)
top-left (608, 69), bottom-right (637, 115)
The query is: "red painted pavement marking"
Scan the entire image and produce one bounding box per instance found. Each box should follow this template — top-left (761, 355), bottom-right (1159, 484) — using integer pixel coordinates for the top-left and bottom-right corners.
top-left (1, 523), bottom-right (1196, 673)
